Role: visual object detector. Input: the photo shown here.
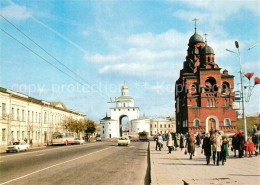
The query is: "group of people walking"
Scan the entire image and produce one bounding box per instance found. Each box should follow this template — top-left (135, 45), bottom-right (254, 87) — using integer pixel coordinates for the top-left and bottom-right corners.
top-left (154, 127), bottom-right (260, 166)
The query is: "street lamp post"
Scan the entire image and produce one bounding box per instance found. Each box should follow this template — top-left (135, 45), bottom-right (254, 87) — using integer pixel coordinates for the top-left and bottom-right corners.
top-left (226, 42), bottom-right (258, 140)
top-left (235, 41), bottom-right (248, 140)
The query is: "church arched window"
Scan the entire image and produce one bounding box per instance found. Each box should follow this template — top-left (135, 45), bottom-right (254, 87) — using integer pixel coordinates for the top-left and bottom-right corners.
top-left (205, 77), bottom-right (218, 92)
top-left (193, 119), bottom-right (200, 127)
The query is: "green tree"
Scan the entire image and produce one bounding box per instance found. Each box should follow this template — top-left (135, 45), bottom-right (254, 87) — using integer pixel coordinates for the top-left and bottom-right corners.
top-left (62, 118), bottom-right (87, 136)
top-left (85, 118), bottom-right (96, 141)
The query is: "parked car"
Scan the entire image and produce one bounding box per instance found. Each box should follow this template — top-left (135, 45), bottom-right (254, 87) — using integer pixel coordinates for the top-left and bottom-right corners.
top-left (73, 138), bottom-right (85, 145)
top-left (96, 136), bottom-right (102, 141)
top-left (118, 137), bottom-right (130, 146)
top-left (6, 141), bottom-right (29, 153)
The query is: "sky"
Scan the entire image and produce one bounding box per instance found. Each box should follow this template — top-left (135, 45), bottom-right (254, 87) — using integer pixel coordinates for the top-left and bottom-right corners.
top-left (0, 0), bottom-right (259, 122)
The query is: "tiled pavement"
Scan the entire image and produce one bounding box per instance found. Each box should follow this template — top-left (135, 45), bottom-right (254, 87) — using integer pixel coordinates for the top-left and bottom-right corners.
top-left (150, 141), bottom-right (260, 185)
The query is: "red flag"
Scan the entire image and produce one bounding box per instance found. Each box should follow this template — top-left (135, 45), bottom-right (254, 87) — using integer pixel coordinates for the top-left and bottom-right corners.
top-left (244, 73), bottom-right (254, 80)
top-left (254, 77), bottom-right (260, 85)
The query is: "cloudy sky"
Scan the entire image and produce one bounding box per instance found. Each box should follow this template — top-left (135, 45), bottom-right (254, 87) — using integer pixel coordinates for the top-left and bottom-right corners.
top-left (0, 0), bottom-right (259, 121)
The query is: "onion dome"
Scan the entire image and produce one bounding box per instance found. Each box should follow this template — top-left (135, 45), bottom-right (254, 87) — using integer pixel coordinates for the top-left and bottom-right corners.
top-left (189, 32), bottom-right (204, 45)
top-left (202, 44), bottom-right (214, 54)
top-left (121, 85), bottom-right (128, 90)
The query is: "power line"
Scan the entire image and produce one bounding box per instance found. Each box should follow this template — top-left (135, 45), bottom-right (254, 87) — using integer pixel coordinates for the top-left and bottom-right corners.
top-left (0, 14), bottom-right (109, 100)
top-left (0, 27), bottom-right (109, 100)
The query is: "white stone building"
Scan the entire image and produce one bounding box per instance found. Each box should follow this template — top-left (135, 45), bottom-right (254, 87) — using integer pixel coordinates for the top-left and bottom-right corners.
top-left (0, 87), bottom-right (85, 147)
top-left (101, 85), bottom-right (147, 138)
top-left (130, 117), bottom-right (151, 136)
top-left (150, 117), bottom-right (176, 136)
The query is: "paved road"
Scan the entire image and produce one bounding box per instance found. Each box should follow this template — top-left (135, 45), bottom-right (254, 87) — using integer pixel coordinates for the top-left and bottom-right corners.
top-left (150, 141), bottom-right (260, 185)
top-left (0, 141), bottom-right (149, 185)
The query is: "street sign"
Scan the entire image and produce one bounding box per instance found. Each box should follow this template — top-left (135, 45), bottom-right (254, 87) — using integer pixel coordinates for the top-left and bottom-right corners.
top-left (234, 91), bottom-right (241, 101)
top-left (232, 102), bottom-right (240, 110)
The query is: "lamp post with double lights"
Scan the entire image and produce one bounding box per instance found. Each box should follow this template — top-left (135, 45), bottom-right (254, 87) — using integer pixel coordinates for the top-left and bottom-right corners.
top-left (226, 41), bottom-right (258, 140)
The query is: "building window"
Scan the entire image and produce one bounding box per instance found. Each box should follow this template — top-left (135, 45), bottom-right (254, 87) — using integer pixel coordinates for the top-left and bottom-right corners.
top-left (2, 103), bottom-right (6, 117)
top-left (103, 131), bottom-right (104, 134)
top-left (154, 124), bottom-right (157, 128)
top-left (128, 109), bottom-right (130, 111)
top-left (12, 107), bottom-right (15, 120)
top-left (28, 111), bottom-right (30, 122)
top-left (224, 118), bottom-right (231, 126)
top-left (102, 126), bottom-right (104, 128)
top-left (213, 99), bottom-right (216, 107)
top-left (2, 129), bottom-right (6, 141)
top-left (224, 99), bottom-right (227, 106)
top-left (44, 112), bottom-right (47, 124)
top-left (119, 109), bottom-right (121, 111)
top-left (133, 109), bottom-right (135, 111)
top-left (36, 112), bottom-right (38, 123)
top-left (17, 131), bottom-right (20, 140)
top-left (160, 124), bottom-right (162, 128)
top-left (11, 131), bottom-right (14, 141)
top-left (168, 124), bottom-right (170, 128)
top-left (193, 119), bottom-right (200, 127)
top-left (207, 100), bottom-right (209, 107)
top-left (164, 124), bottom-right (166, 128)
top-left (123, 103), bottom-right (126, 107)
top-left (17, 109), bottom-right (20, 120)
top-left (114, 109), bottom-right (116, 111)
top-left (22, 110), bottom-right (25, 121)
top-left (32, 111), bottom-right (34, 123)
top-left (150, 124), bottom-right (152, 128)
top-left (22, 131), bottom-right (24, 140)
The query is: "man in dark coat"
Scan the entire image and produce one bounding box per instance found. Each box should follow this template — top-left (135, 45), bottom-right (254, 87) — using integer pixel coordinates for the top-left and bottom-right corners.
top-left (202, 133), bottom-right (211, 165)
top-left (237, 131), bottom-right (245, 158)
top-left (232, 132), bottom-right (239, 157)
top-left (186, 133), bottom-right (195, 159)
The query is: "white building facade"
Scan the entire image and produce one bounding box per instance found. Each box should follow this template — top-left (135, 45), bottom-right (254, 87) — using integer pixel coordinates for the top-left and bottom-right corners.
top-left (101, 85), bottom-right (143, 138)
top-left (0, 87), bottom-right (85, 147)
top-left (150, 117), bottom-right (176, 136)
top-left (130, 117), bottom-right (151, 136)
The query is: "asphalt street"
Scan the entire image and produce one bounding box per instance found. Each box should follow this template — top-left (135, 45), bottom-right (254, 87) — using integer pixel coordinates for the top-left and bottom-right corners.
top-left (0, 141), bottom-right (149, 185)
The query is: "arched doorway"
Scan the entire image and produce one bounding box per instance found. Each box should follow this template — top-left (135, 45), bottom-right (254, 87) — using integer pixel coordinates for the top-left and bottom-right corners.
top-left (206, 116), bottom-right (219, 133)
top-left (119, 115), bottom-right (129, 137)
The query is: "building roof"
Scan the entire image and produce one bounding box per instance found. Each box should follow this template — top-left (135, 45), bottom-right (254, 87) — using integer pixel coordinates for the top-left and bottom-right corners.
top-left (0, 87), bottom-right (85, 116)
top-left (202, 44), bottom-right (214, 54)
top-left (116, 95), bottom-right (134, 102)
top-left (189, 32), bottom-right (204, 45)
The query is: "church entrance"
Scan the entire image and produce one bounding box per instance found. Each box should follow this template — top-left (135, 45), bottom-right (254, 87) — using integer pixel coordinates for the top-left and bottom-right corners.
top-left (119, 115), bottom-right (129, 137)
top-left (208, 118), bottom-right (216, 132)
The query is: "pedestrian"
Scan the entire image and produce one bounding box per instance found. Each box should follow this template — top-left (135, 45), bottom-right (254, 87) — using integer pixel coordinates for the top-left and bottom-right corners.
top-left (158, 134), bottom-right (163, 151)
top-left (30, 138), bottom-right (33, 148)
top-left (166, 131), bottom-right (173, 154)
top-left (202, 133), bottom-right (211, 165)
top-left (24, 137), bottom-right (28, 143)
top-left (155, 134), bottom-right (159, 151)
top-left (245, 138), bottom-right (255, 157)
top-left (196, 132), bottom-right (202, 148)
top-left (232, 132), bottom-right (239, 157)
top-left (221, 134), bottom-right (229, 165)
top-left (180, 134), bottom-right (184, 151)
top-left (185, 133), bottom-right (195, 159)
top-left (237, 130), bottom-right (245, 158)
top-left (252, 132), bottom-right (259, 156)
top-left (210, 130), bottom-right (222, 165)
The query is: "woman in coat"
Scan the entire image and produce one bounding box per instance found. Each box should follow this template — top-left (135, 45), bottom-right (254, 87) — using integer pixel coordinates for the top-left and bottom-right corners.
top-left (186, 133), bottom-right (195, 159)
top-left (210, 130), bottom-right (222, 165)
top-left (221, 135), bottom-right (229, 165)
top-left (166, 131), bottom-right (173, 153)
top-left (180, 134), bottom-right (184, 151)
top-left (202, 133), bottom-right (211, 165)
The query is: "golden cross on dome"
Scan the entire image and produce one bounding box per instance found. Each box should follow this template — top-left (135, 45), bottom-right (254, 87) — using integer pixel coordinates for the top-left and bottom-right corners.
top-left (192, 18), bottom-right (199, 32)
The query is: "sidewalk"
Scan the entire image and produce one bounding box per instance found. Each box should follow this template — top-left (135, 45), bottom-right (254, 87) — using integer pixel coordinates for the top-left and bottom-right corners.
top-left (0, 144), bottom-right (47, 153)
top-left (150, 141), bottom-right (260, 185)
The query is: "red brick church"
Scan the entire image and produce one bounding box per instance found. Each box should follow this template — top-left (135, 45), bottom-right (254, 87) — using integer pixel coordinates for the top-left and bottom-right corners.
top-left (175, 23), bottom-right (237, 134)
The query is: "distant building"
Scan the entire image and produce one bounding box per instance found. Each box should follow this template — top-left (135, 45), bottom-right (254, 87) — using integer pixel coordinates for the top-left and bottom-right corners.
top-left (0, 87), bottom-right (85, 147)
top-left (175, 24), bottom-right (237, 134)
top-left (101, 85), bottom-right (152, 138)
top-left (150, 117), bottom-right (176, 136)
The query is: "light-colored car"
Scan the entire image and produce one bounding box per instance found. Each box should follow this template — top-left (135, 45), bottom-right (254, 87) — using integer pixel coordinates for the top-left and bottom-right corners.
top-left (73, 138), bottom-right (85, 145)
top-left (118, 137), bottom-right (130, 146)
top-left (96, 136), bottom-right (101, 141)
top-left (6, 141), bottom-right (29, 153)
